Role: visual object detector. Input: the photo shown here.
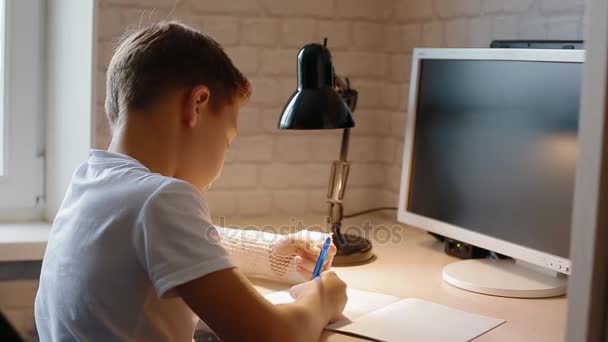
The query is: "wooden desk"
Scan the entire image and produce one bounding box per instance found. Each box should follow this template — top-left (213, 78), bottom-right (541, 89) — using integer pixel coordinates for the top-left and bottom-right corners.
top-left (221, 214), bottom-right (567, 342)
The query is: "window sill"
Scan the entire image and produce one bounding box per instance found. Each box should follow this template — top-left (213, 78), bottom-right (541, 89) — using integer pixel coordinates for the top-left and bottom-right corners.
top-left (0, 222), bottom-right (50, 261)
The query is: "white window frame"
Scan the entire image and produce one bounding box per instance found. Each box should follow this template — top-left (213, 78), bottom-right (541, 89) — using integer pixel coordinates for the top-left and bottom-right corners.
top-left (0, 0), bottom-right (45, 220)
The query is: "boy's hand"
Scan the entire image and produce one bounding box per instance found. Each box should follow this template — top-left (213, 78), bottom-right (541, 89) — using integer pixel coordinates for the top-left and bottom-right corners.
top-left (272, 230), bottom-right (337, 279)
top-left (289, 271), bottom-right (348, 323)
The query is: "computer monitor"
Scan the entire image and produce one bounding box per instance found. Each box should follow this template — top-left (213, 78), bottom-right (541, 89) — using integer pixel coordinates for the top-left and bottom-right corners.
top-left (398, 48), bottom-right (584, 298)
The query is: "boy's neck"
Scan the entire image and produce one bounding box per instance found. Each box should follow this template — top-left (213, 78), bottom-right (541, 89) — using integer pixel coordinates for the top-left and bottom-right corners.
top-left (108, 113), bottom-right (180, 178)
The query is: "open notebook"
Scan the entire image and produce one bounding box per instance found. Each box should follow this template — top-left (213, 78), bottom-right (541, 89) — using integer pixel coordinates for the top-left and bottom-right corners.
top-left (265, 288), bottom-right (506, 342)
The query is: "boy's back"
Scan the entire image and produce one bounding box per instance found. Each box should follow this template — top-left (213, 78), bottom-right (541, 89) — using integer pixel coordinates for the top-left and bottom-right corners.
top-left (35, 150), bottom-right (233, 341)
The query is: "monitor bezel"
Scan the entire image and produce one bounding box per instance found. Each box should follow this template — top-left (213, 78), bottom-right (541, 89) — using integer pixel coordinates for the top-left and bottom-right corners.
top-left (398, 48), bottom-right (585, 275)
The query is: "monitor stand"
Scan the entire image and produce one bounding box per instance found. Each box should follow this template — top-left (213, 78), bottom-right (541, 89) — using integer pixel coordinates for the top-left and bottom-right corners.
top-left (442, 259), bottom-right (567, 298)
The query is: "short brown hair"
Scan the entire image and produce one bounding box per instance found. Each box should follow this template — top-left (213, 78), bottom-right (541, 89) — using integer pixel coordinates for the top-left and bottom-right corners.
top-left (105, 21), bottom-right (251, 126)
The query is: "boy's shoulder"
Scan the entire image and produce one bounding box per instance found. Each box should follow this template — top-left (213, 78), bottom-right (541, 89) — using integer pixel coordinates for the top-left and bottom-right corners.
top-left (81, 149), bottom-right (201, 205)
top-left (63, 151), bottom-right (210, 228)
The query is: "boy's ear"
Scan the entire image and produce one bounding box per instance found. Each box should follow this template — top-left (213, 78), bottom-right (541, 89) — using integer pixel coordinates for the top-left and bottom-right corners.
top-left (185, 85), bottom-right (211, 128)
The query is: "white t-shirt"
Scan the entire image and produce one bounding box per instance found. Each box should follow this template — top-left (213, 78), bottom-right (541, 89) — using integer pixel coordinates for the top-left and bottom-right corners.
top-left (35, 150), bottom-right (234, 341)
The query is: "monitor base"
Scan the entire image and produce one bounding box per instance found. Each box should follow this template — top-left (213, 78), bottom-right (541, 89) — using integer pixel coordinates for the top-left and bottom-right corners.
top-left (442, 259), bottom-right (567, 298)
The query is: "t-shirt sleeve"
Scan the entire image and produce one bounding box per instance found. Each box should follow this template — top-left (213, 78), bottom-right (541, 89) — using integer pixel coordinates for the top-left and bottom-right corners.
top-left (134, 180), bottom-right (234, 298)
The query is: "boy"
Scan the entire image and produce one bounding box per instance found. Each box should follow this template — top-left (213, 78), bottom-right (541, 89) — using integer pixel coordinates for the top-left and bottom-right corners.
top-left (35, 22), bottom-right (347, 342)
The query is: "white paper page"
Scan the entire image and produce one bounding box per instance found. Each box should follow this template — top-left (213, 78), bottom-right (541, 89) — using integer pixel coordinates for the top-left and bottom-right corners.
top-left (264, 288), bottom-right (401, 328)
top-left (334, 298), bottom-right (505, 342)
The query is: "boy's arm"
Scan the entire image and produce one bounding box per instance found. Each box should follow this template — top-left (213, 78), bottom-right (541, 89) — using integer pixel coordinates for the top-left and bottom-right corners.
top-left (214, 226), bottom-right (335, 283)
top-left (176, 268), bottom-right (346, 342)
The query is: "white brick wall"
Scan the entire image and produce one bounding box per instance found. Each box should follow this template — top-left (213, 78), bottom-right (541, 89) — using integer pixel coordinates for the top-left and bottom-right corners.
top-left (197, 15), bottom-right (240, 46)
top-left (381, 0), bottom-right (585, 208)
top-left (93, 0), bottom-right (585, 217)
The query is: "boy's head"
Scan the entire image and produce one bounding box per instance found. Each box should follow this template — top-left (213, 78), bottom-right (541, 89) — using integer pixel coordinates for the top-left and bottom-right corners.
top-left (105, 21), bottom-right (251, 189)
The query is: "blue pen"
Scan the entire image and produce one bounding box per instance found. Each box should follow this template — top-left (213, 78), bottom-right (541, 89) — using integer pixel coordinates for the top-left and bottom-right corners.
top-left (312, 237), bottom-right (332, 279)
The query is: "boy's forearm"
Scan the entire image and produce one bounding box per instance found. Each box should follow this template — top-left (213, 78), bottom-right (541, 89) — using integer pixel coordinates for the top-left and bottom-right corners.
top-left (276, 297), bottom-right (329, 342)
top-left (213, 226), bottom-right (273, 271)
top-left (178, 268), bottom-right (327, 342)
top-left (214, 226), bottom-right (302, 283)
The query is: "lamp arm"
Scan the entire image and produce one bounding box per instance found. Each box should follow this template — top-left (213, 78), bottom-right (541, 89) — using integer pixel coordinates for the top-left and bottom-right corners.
top-left (327, 129), bottom-right (351, 202)
top-left (326, 129), bottom-right (351, 247)
top-left (326, 74), bottom-right (357, 241)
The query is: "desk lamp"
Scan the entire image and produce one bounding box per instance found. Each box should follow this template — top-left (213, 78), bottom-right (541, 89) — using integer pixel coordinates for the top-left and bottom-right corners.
top-left (278, 39), bottom-right (374, 266)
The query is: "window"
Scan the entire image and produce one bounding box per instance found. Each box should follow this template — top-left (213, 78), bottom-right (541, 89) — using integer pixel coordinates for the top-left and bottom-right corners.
top-left (0, 0), bottom-right (4, 176)
top-left (0, 0), bottom-right (45, 220)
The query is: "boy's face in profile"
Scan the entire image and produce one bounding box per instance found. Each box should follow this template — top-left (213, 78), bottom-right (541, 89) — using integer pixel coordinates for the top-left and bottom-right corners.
top-left (200, 101), bottom-right (239, 186)
top-left (104, 22), bottom-right (250, 191)
top-left (178, 91), bottom-right (241, 191)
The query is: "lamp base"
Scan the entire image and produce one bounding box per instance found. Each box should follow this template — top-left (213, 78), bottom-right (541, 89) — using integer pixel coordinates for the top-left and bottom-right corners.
top-left (332, 233), bottom-right (375, 266)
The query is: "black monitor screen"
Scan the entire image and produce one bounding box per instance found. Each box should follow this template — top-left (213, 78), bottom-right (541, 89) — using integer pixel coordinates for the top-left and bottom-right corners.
top-left (408, 59), bottom-right (581, 259)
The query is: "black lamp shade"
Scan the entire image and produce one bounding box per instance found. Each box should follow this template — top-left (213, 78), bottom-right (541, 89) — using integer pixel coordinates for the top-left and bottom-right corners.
top-left (278, 44), bottom-right (355, 130)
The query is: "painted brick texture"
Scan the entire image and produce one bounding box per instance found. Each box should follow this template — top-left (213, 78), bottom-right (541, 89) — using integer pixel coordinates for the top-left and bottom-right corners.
top-left (93, 0), bottom-right (585, 217)
top-left (382, 0), bottom-right (585, 207)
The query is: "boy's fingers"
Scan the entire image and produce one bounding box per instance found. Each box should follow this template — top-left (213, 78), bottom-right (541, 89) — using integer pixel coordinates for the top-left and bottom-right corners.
top-left (296, 247), bottom-right (319, 261)
top-left (295, 255), bottom-right (316, 272)
top-left (296, 253), bottom-right (334, 274)
top-left (296, 238), bottom-right (334, 255)
top-left (327, 243), bottom-right (337, 257)
top-left (289, 237), bottom-right (315, 252)
top-left (296, 265), bottom-right (311, 280)
top-left (322, 255), bottom-right (334, 271)
top-left (289, 280), bottom-right (308, 299)
top-left (273, 236), bottom-right (313, 255)
top-left (274, 234), bottom-right (336, 263)
top-left (296, 240), bottom-right (336, 269)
